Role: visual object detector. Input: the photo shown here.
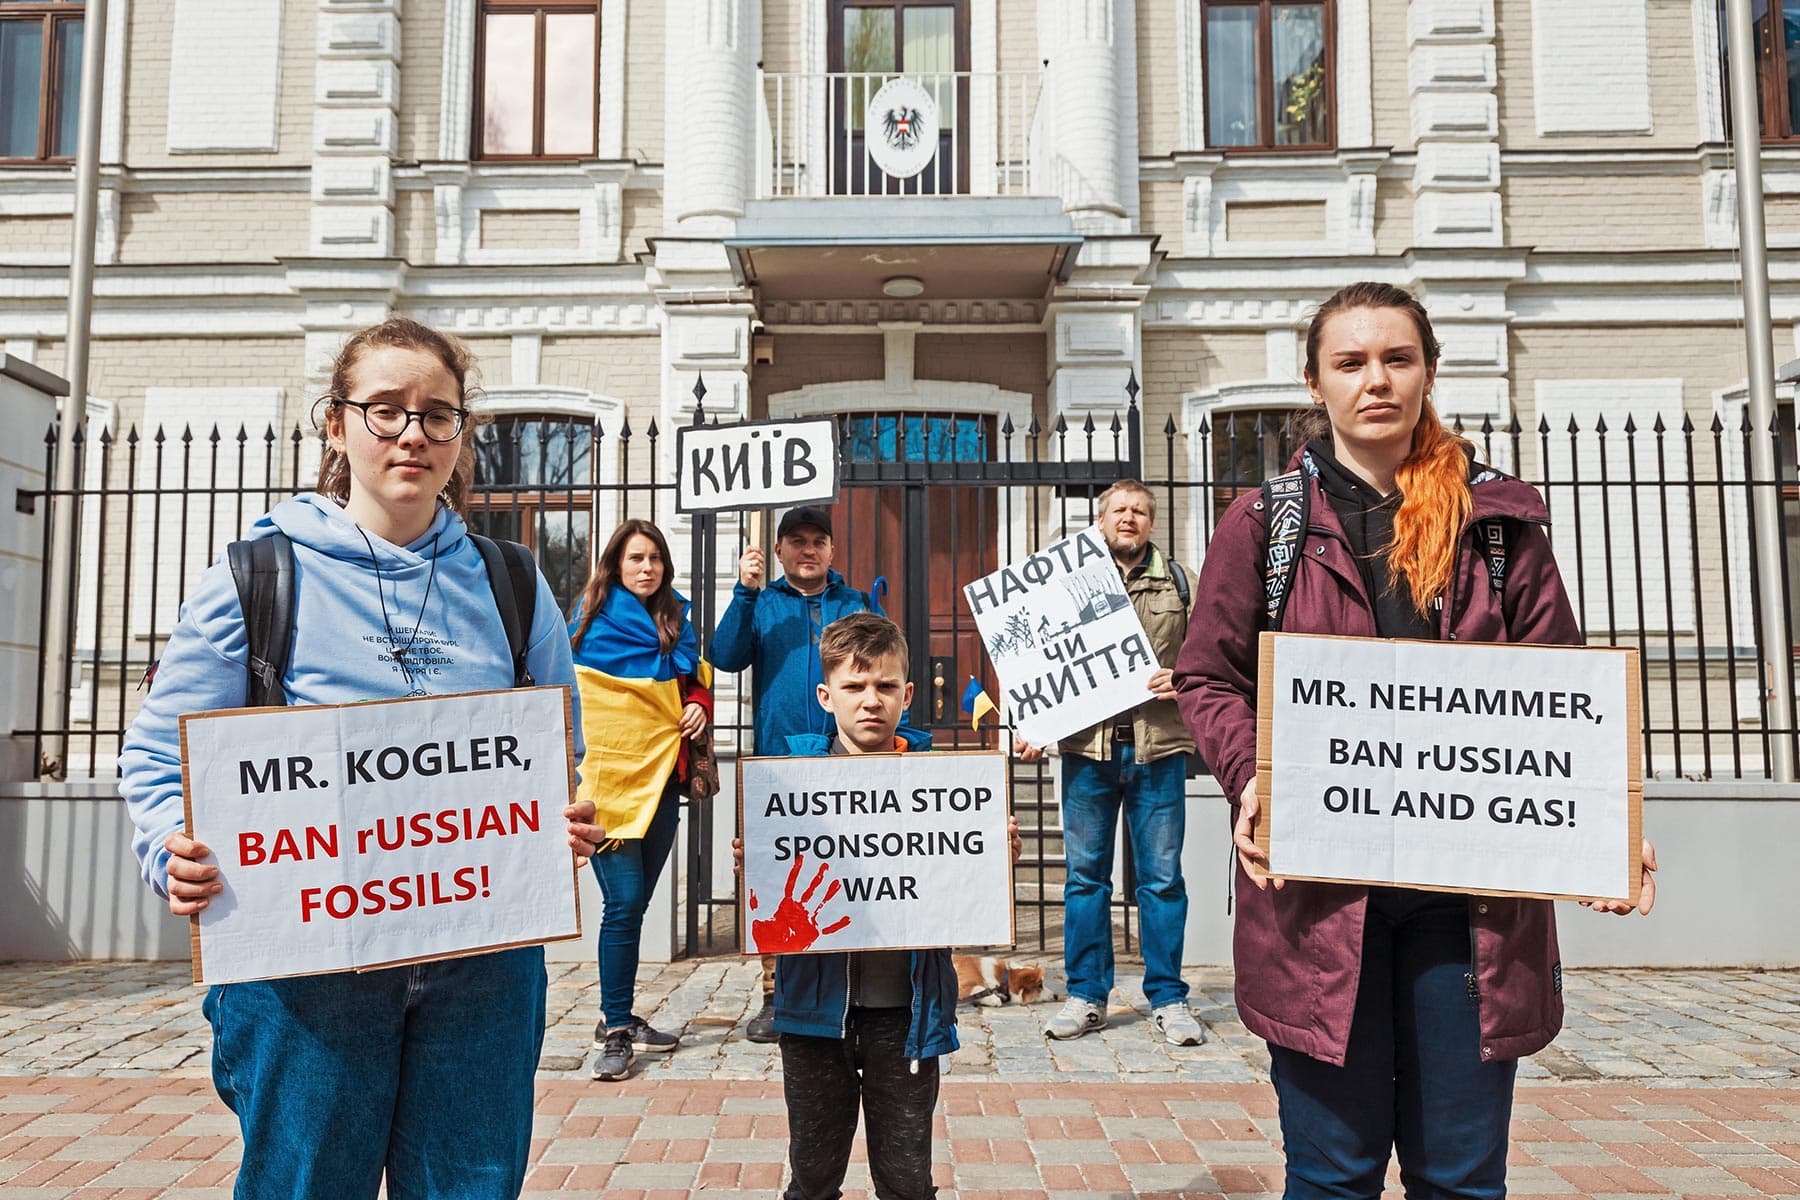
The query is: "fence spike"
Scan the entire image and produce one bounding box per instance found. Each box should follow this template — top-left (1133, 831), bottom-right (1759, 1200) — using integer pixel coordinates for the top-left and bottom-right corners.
top-left (264, 424), bottom-right (277, 445)
top-left (1450, 414), bottom-right (1466, 435)
top-left (290, 423), bottom-right (305, 446)
top-left (619, 414), bottom-right (633, 440)
top-left (1480, 415), bottom-right (1494, 435)
top-left (1054, 414), bottom-right (1068, 436)
top-left (1537, 415), bottom-right (1551, 435)
top-left (1163, 413), bottom-right (1178, 436)
top-left (180, 423), bottom-right (194, 444)
top-left (1197, 412), bottom-right (1212, 436)
top-left (99, 424), bottom-right (114, 448)
top-left (1621, 414), bottom-right (1636, 435)
top-left (126, 424), bottom-right (139, 448)
top-left (1081, 413), bottom-right (1095, 434)
top-left (1739, 407), bottom-right (1753, 434)
top-left (1681, 413), bottom-right (1695, 434)
top-left (1109, 412), bottom-right (1122, 434)
top-left (1593, 414), bottom-right (1608, 435)
top-left (1652, 413), bottom-right (1666, 435)
top-left (1000, 413), bottom-right (1015, 437)
top-left (1026, 415), bottom-right (1042, 438)
top-left (1710, 412), bottom-right (1725, 434)
top-left (154, 425), bottom-right (167, 446)
top-left (236, 423), bottom-right (249, 444)
top-left (70, 421), bottom-right (85, 448)
top-left (1125, 369), bottom-right (1140, 406)
top-left (208, 423), bottom-right (222, 445)
top-left (647, 417), bottom-right (660, 440)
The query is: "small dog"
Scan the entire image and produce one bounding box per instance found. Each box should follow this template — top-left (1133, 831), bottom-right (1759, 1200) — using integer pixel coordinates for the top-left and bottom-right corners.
top-left (952, 955), bottom-right (1054, 1007)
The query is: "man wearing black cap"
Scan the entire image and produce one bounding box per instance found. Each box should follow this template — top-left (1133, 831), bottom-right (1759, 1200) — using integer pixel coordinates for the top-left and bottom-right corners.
top-left (714, 504), bottom-right (927, 1041)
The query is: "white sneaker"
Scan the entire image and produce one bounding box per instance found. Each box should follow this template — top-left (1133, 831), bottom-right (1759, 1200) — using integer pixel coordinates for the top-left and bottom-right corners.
top-left (1152, 1003), bottom-right (1205, 1046)
top-left (1044, 997), bottom-right (1107, 1040)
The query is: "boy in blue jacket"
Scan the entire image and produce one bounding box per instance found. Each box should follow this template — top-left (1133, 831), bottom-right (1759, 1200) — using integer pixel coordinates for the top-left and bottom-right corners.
top-left (736, 612), bottom-right (1019, 1200)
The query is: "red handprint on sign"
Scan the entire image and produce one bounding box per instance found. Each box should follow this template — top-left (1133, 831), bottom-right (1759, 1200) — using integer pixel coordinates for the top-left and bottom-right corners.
top-left (751, 853), bottom-right (850, 953)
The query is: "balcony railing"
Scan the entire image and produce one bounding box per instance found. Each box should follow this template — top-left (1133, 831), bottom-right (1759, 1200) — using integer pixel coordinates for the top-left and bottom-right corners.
top-left (757, 69), bottom-right (1044, 199)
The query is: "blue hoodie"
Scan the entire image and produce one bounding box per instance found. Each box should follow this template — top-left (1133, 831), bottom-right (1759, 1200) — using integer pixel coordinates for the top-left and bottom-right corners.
top-left (712, 571), bottom-right (928, 755)
top-left (770, 732), bottom-right (958, 1063)
top-left (118, 493), bottom-right (582, 897)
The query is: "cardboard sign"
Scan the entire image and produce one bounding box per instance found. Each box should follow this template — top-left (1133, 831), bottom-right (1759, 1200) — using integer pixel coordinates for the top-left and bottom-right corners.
top-left (738, 752), bottom-right (1014, 954)
top-left (963, 527), bottom-right (1160, 746)
top-left (675, 417), bottom-right (839, 513)
top-left (1255, 633), bottom-right (1642, 902)
top-left (179, 687), bottom-right (581, 985)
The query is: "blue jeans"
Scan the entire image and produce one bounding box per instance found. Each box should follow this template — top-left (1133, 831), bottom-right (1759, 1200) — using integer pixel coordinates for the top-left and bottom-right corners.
top-left (1061, 746), bottom-right (1189, 1009)
top-left (591, 778), bottom-right (681, 1029)
top-left (1268, 889), bottom-right (1516, 1200)
top-left (203, 946), bottom-right (547, 1200)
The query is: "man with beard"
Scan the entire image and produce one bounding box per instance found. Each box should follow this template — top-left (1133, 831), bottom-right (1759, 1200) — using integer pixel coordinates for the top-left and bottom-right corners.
top-left (1016, 480), bottom-right (1204, 1045)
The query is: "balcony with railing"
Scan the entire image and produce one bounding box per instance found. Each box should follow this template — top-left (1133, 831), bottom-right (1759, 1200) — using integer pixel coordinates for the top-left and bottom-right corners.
top-left (757, 69), bottom-right (1045, 199)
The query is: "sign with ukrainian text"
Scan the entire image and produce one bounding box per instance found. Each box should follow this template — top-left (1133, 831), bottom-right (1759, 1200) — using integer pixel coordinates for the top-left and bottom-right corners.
top-left (963, 527), bottom-right (1160, 746)
top-left (737, 752), bottom-right (1013, 954)
top-left (179, 687), bottom-right (580, 985)
top-left (675, 417), bottom-right (840, 513)
top-left (1255, 633), bottom-right (1642, 903)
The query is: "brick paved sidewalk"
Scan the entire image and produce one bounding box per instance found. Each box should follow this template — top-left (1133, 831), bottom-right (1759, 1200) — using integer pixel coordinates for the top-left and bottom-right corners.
top-left (0, 960), bottom-right (1796, 1197)
top-left (1, 1076), bottom-right (1797, 1198)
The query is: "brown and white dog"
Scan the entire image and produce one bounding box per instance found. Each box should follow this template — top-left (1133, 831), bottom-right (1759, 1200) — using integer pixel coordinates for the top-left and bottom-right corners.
top-left (952, 955), bottom-right (1055, 1007)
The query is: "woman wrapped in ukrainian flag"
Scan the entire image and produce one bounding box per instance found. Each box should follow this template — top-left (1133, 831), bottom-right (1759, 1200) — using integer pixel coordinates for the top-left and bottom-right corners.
top-left (568, 518), bottom-right (712, 1082)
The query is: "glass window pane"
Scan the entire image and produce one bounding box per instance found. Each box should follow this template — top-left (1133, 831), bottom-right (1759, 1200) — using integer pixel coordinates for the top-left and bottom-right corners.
top-left (1272, 4), bottom-right (1328, 145)
top-left (52, 18), bottom-right (79, 157)
top-left (482, 13), bottom-right (537, 155)
top-left (844, 7), bottom-right (895, 130)
top-left (1206, 7), bottom-right (1258, 147)
top-left (542, 13), bottom-right (595, 155)
top-left (1, 20), bottom-right (45, 158)
top-left (904, 7), bottom-right (955, 125)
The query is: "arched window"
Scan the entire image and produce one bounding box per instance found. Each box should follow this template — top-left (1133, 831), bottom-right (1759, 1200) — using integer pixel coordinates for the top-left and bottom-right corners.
top-left (470, 414), bottom-right (597, 611)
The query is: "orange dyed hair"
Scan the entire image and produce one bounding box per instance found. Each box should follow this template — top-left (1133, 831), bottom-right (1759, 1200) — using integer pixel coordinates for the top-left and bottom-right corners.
top-left (1302, 282), bottom-right (1472, 615)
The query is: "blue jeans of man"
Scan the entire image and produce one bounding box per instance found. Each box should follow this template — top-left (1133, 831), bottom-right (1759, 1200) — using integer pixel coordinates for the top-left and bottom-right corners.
top-left (1061, 744), bottom-right (1189, 1010)
top-left (591, 778), bottom-right (681, 1029)
top-left (1267, 889), bottom-right (1516, 1200)
top-left (203, 946), bottom-right (547, 1200)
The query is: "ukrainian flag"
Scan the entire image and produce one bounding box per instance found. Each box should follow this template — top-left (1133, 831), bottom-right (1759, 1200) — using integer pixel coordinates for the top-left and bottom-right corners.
top-left (961, 675), bottom-right (997, 731)
top-left (571, 588), bottom-right (710, 841)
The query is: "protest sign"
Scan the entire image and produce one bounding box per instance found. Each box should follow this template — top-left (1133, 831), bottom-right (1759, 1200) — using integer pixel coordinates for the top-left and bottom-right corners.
top-left (179, 687), bottom-right (580, 985)
top-left (1255, 633), bottom-right (1642, 902)
top-left (738, 752), bottom-right (1013, 954)
top-left (675, 417), bottom-right (839, 513)
top-left (962, 527), bottom-right (1160, 746)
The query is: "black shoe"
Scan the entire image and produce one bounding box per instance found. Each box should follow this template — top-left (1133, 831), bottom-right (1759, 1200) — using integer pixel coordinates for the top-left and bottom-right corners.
top-left (745, 998), bottom-right (778, 1044)
top-left (628, 1014), bottom-right (678, 1054)
top-left (592, 1028), bottom-right (634, 1081)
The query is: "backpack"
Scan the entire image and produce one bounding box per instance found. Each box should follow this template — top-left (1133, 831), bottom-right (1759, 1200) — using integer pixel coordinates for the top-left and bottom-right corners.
top-left (226, 532), bottom-right (539, 707)
top-left (1258, 463), bottom-right (1508, 631)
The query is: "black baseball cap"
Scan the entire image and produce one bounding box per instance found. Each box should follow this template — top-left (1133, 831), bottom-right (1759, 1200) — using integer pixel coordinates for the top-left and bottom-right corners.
top-left (776, 506), bottom-right (833, 539)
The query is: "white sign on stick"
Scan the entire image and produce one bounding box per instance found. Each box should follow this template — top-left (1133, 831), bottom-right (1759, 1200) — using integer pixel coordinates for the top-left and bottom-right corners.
top-left (738, 752), bottom-right (1013, 954)
top-left (1257, 634), bottom-right (1642, 902)
top-left (675, 417), bottom-right (839, 513)
top-left (963, 526), bottom-right (1160, 746)
top-left (180, 687), bottom-right (581, 985)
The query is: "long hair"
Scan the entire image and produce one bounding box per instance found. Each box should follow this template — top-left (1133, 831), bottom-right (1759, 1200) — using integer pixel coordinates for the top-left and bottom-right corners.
top-left (314, 316), bottom-right (485, 516)
top-left (569, 519), bottom-right (684, 653)
top-left (1301, 281), bottom-right (1471, 615)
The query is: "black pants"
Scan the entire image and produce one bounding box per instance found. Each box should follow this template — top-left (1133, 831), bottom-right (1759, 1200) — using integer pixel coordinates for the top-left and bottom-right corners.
top-left (780, 1007), bottom-right (940, 1200)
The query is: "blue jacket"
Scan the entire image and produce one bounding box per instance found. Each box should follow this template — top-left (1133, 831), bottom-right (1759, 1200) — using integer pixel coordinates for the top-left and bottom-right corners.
top-left (769, 732), bottom-right (959, 1062)
top-left (712, 570), bottom-right (927, 755)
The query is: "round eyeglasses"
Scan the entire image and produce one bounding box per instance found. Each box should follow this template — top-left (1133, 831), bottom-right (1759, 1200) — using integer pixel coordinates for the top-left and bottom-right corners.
top-left (337, 399), bottom-right (469, 443)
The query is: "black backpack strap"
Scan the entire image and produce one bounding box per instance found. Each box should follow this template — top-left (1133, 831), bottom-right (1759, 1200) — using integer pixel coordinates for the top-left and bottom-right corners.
top-left (227, 533), bottom-right (295, 707)
top-left (1260, 470), bottom-right (1310, 630)
top-left (471, 533), bottom-right (538, 687)
top-left (1165, 552), bottom-right (1190, 614)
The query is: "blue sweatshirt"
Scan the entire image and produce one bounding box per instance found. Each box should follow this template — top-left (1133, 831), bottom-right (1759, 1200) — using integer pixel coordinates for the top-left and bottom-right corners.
top-left (118, 493), bottom-right (582, 897)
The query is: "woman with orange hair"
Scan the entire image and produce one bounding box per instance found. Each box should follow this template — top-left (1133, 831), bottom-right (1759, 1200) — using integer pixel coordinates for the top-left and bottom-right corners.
top-left (1175, 282), bottom-right (1657, 1199)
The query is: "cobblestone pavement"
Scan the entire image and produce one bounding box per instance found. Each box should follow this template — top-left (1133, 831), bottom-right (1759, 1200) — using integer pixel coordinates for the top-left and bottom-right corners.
top-left (0, 959), bottom-right (1796, 1197)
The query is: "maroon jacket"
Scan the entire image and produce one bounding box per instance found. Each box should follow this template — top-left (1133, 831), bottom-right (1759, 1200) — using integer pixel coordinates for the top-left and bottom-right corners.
top-left (1174, 459), bottom-right (1581, 1067)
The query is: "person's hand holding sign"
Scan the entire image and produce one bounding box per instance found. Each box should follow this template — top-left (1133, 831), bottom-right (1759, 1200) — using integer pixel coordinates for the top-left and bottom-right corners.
top-left (738, 546), bottom-right (766, 589)
top-left (1584, 837), bottom-right (1658, 916)
top-left (1233, 779), bottom-right (1283, 892)
top-left (679, 702), bottom-right (709, 738)
top-left (1147, 668), bottom-right (1177, 701)
top-left (1012, 737), bottom-right (1045, 764)
top-left (164, 832), bottom-right (222, 916)
top-left (564, 799), bottom-right (606, 867)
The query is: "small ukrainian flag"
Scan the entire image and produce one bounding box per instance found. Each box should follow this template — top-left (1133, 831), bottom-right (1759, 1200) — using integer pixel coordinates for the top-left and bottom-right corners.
top-left (960, 675), bottom-right (997, 731)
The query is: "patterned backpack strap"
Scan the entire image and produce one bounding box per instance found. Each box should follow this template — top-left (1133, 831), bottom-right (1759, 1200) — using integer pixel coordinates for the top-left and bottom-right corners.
top-left (1479, 519), bottom-right (1508, 593)
top-left (1260, 469), bottom-right (1310, 630)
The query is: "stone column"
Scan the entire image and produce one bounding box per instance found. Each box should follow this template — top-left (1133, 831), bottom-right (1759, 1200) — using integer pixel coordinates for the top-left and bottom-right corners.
top-left (1408, 0), bottom-right (1501, 248)
top-left (664, 0), bottom-right (762, 233)
top-left (1039, 0), bottom-right (1133, 232)
top-left (311, 0), bottom-right (401, 256)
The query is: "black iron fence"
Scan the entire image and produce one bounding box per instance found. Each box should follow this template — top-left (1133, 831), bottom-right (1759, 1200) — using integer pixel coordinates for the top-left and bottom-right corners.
top-left (13, 398), bottom-right (1800, 953)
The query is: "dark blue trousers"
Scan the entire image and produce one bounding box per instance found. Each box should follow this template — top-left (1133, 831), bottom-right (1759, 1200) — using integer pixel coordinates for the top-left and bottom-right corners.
top-left (1267, 889), bottom-right (1516, 1200)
